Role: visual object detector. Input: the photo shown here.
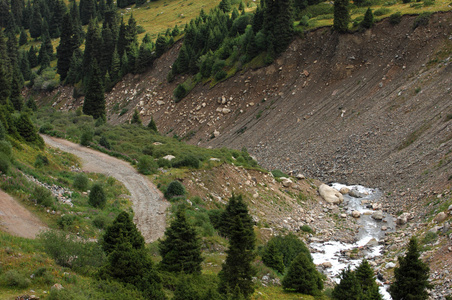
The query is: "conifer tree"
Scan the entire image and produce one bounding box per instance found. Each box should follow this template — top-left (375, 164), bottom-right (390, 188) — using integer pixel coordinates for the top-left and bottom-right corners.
top-left (100, 26), bottom-right (115, 75)
top-left (101, 211), bottom-right (145, 255)
top-left (82, 20), bottom-right (102, 77)
top-left (155, 35), bottom-right (167, 57)
top-left (83, 60), bottom-right (105, 120)
top-left (219, 194), bottom-right (254, 239)
top-left (361, 8), bottom-right (374, 29)
top-left (65, 49), bottom-right (83, 84)
top-left (218, 213), bottom-right (256, 299)
top-left (333, 0), bottom-right (350, 33)
top-left (147, 116), bottom-right (157, 132)
top-left (389, 238), bottom-right (432, 300)
top-left (28, 46), bottom-right (38, 68)
top-left (19, 30), bottom-right (27, 46)
top-left (88, 183), bottom-right (107, 208)
top-left (0, 0), bottom-right (10, 28)
top-left (355, 259), bottom-right (382, 300)
top-left (0, 31), bottom-right (10, 106)
top-left (49, 0), bottom-right (67, 38)
top-left (57, 13), bottom-right (77, 81)
top-left (109, 49), bottom-right (120, 83)
top-left (130, 109), bottom-right (142, 125)
top-left (10, 0), bottom-right (25, 27)
top-left (262, 240), bottom-right (285, 274)
top-left (282, 251), bottom-right (323, 295)
top-left (219, 0), bottom-right (232, 13)
top-left (18, 50), bottom-right (31, 81)
top-left (29, 5), bottom-right (42, 39)
top-left (332, 267), bottom-right (363, 300)
top-left (159, 208), bottom-right (203, 274)
top-left (10, 68), bottom-right (23, 111)
top-left (79, 0), bottom-right (96, 25)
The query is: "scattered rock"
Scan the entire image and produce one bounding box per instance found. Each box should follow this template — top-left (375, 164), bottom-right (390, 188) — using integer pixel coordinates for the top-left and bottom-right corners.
top-left (163, 155), bottom-right (175, 161)
top-left (352, 210), bottom-right (361, 218)
top-left (385, 262), bottom-right (396, 269)
top-left (371, 210), bottom-right (384, 220)
top-left (51, 283), bottom-right (64, 291)
top-left (434, 212), bottom-right (447, 223)
top-left (339, 187), bottom-right (350, 194)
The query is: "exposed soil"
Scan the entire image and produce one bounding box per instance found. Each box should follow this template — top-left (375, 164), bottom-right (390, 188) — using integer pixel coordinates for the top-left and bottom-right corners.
top-left (0, 190), bottom-right (47, 238)
top-left (41, 135), bottom-right (169, 243)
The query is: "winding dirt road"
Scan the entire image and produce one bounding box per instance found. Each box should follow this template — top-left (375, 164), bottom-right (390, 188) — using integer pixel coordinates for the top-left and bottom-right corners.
top-left (42, 135), bottom-right (169, 242)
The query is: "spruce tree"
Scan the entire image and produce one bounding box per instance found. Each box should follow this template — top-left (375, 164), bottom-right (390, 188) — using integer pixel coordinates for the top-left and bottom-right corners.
top-left (333, 0), bottom-right (350, 33)
top-left (101, 211), bottom-right (145, 255)
top-left (130, 109), bottom-right (142, 125)
top-left (282, 251), bottom-right (323, 295)
top-left (88, 183), bottom-right (107, 208)
top-left (332, 267), bottom-right (363, 300)
top-left (0, 33), bottom-right (11, 106)
top-left (389, 238), bottom-right (432, 300)
top-left (29, 5), bottom-right (42, 39)
top-left (28, 46), bottom-right (38, 68)
top-left (159, 208), bottom-right (203, 274)
top-left (10, 68), bottom-right (23, 111)
top-left (219, 194), bottom-right (254, 239)
top-left (218, 213), bottom-right (256, 299)
top-left (79, 0), bottom-right (96, 25)
top-left (19, 30), bottom-right (27, 46)
top-left (155, 35), bottom-right (167, 57)
top-left (262, 240), bottom-right (285, 274)
top-left (219, 0), bottom-right (232, 13)
top-left (0, 0), bottom-right (10, 28)
top-left (57, 13), bottom-right (77, 82)
top-left (82, 19), bottom-right (102, 77)
top-left (355, 259), bottom-right (382, 300)
top-left (361, 8), bottom-right (374, 29)
top-left (83, 61), bottom-right (105, 120)
top-left (147, 116), bottom-right (157, 132)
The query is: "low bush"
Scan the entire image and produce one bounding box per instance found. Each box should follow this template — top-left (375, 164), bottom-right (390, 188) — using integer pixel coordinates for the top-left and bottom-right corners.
top-left (0, 154), bottom-right (10, 175)
top-left (99, 136), bottom-right (111, 149)
top-left (413, 12), bottom-right (431, 29)
top-left (374, 8), bottom-right (390, 16)
top-left (34, 154), bottom-right (49, 168)
top-left (32, 185), bottom-right (54, 207)
top-left (271, 169), bottom-right (288, 178)
top-left (172, 155), bottom-right (200, 169)
top-left (88, 183), bottom-right (107, 208)
top-left (300, 225), bottom-right (314, 233)
top-left (164, 181), bottom-right (186, 200)
top-left (39, 123), bottom-right (54, 134)
top-left (389, 12), bottom-right (402, 25)
top-left (73, 173), bottom-right (90, 191)
top-left (0, 270), bottom-right (30, 288)
top-left (57, 214), bottom-right (76, 230)
top-left (137, 156), bottom-right (158, 175)
top-left (174, 84), bottom-right (187, 103)
top-left (92, 214), bottom-right (110, 229)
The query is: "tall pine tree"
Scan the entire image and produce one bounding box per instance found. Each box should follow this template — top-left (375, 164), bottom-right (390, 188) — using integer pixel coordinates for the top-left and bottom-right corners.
top-left (333, 0), bottom-right (350, 33)
top-left (282, 251), bottom-right (323, 296)
top-left (389, 238), bottom-right (432, 300)
top-left (158, 207), bottom-right (203, 274)
top-left (57, 13), bottom-right (77, 82)
top-left (82, 60), bottom-right (105, 120)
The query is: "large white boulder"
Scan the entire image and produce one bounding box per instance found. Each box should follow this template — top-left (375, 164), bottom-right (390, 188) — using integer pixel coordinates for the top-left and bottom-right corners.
top-left (319, 184), bottom-right (344, 204)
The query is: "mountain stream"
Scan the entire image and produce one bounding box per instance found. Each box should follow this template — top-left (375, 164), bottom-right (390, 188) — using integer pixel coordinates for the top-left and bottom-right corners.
top-left (310, 184), bottom-right (394, 299)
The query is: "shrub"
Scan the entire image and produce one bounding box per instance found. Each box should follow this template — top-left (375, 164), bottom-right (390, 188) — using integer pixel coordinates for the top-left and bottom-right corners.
top-left (157, 157), bottom-right (172, 168)
top-left (0, 141), bottom-right (12, 159)
top-left (300, 225), bottom-right (314, 233)
top-left (34, 154), bottom-right (49, 168)
top-left (373, 8), bottom-right (390, 16)
top-left (99, 135), bottom-right (111, 149)
top-left (413, 12), bottom-right (431, 29)
top-left (88, 183), bottom-right (107, 208)
top-left (389, 12), bottom-right (402, 25)
top-left (32, 185), bottom-right (54, 207)
top-left (174, 84), bottom-right (187, 102)
top-left (73, 173), bottom-right (89, 191)
top-left (271, 169), bottom-right (288, 178)
top-left (93, 214), bottom-right (110, 229)
top-left (422, 231), bottom-right (438, 244)
top-left (207, 209), bottom-right (224, 230)
top-left (172, 155), bottom-right (200, 169)
top-left (57, 214), bottom-right (76, 230)
top-left (39, 123), bottom-right (54, 134)
top-left (80, 130), bottom-right (93, 146)
top-left (0, 270), bottom-right (31, 288)
top-left (164, 181), bottom-right (186, 199)
top-left (137, 155), bottom-right (158, 175)
top-left (0, 154), bottom-right (10, 175)
top-left (214, 70), bottom-right (227, 81)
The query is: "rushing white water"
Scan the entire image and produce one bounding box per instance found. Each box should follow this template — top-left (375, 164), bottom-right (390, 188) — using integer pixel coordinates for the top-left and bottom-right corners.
top-left (310, 184), bottom-right (392, 300)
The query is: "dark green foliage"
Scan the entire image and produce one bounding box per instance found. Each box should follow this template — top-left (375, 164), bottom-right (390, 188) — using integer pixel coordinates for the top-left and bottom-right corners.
top-left (26, 97), bottom-right (38, 111)
top-left (82, 20), bottom-right (103, 77)
top-left (282, 251), bottom-right (323, 295)
top-left (207, 209), bottom-right (224, 230)
top-left (19, 30), bottom-right (27, 46)
top-left (262, 241), bottom-right (285, 274)
top-left (332, 267), bottom-right (363, 300)
top-left (389, 238), bottom-right (432, 300)
top-left (0, 270), bottom-right (30, 288)
top-left (389, 12), bottom-right (402, 25)
top-left (264, 233), bottom-right (312, 268)
top-left (159, 208), bottom-right (203, 274)
top-left (92, 214), bottom-right (110, 229)
top-left (355, 259), bottom-right (382, 300)
top-left (413, 12), bottom-right (431, 30)
top-left (164, 180), bottom-right (186, 199)
top-left (147, 117), bottom-right (157, 132)
top-left (101, 211), bottom-right (145, 255)
top-left (34, 154), bottom-right (49, 168)
top-left (137, 155), bottom-right (158, 175)
top-left (172, 155), bottom-right (200, 169)
top-left (174, 84), bottom-right (187, 102)
top-left (0, 153), bottom-right (9, 174)
top-left (10, 69), bottom-right (24, 111)
top-left (79, 0), bottom-right (96, 25)
top-left (218, 197), bottom-right (256, 299)
top-left (80, 129), bottom-right (93, 146)
top-left (16, 113), bottom-right (43, 147)
top-left (57, 214), bottom-right (76, 230)
top-left (83, 61), bottom-right (106, 120)
top-left (215, 69), bottom-right (227, 81)
top-left (219, 0), bottom-right (232, 13)
top-left (73, 173), bottom-right (90, 191)
top-left (32, 185), bottom-right (54, 207)
top-left (155, 35), bottom-right (168, 57)
top-left (57, 13), bottom-right (78, 82)
top-left (0, 121), bottom-right (5, 140)
top-left (28, 46), bottom-right (38, 68)
top-left (99, 135), bottom-right (111, 149)
top-left (219, 194), bottom-right (254, 239)
top-left (131, 109), bottom-right (142, 125)
top-left (29, 5), bottom-right (42, 38)
top-left (40, 230), bottom-right (105, 272)
top-left (333, 0), bottom-right (350, 33)
top-left (361, 8), bottom-right (374, 28)
top-left (88, 183), bottom-right (107, 208)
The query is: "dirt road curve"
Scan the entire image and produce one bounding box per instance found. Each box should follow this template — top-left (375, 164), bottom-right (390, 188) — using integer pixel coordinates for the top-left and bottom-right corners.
top-left (42, 135), bottom-right (169, 243)
top-left (0, 190), bottom-right (47, 238)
